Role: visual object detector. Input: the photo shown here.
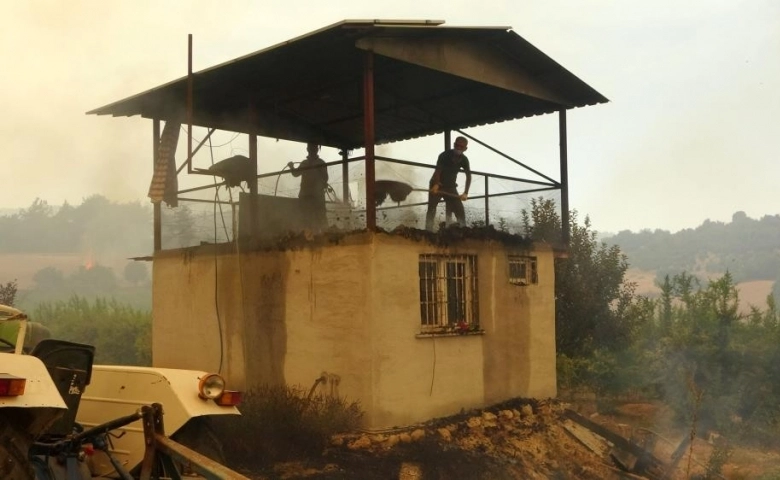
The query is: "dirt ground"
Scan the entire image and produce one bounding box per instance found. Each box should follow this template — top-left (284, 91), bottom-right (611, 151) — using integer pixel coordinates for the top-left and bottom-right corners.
top-left (234, 397), bottom-right (780, 480)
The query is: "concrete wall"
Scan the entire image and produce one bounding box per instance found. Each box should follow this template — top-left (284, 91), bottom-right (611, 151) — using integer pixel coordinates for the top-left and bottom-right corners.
top-left (152, 232), bottom-right (556, 429)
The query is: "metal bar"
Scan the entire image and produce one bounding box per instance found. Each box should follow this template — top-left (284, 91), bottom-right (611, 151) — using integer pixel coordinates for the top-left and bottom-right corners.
top-left (374, 156), bottom-right (557, 187)
top-left (372, 186), bottom-right (559, 212)
top-left (177, 128), bottom-right (216, 174)
top-left (363, 51), bottom-right (376, 229)
top-left (187, 34), bottom-right (193, 175)
top-left (256, 157), bottom-right (362, 180)
top-left (444, 130), bottom-right (451, 150)
top-left (178, 183), bottom-right (226, 195)
top-left (177, 197), bottom-right (235, 206)
top-left (139, 405), bottom-right (157, 480)
top-left (559, 109), bottom-right (570, 246)
top-left (153, 119), bottom-right (162, 253)
top-left (484, 176), bottom-right (489, 226)
top-left (154, 435), bottom-right (251, 480)
top-left (455, 129), bottom-right (558, 185)
top-left (341, 149), bottom-right (350, 205)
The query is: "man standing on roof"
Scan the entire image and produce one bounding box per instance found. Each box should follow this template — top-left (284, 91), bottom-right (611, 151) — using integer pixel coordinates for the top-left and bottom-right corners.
top-left (288, 142), bottom-right (329, 232)
top-left (425, 136), bottom-right (472, 231)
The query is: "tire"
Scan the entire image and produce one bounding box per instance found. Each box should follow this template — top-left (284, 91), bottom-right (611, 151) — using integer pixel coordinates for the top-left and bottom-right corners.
top-left (170, 417), bottom-right (227, 474)
top-left (0, 416), bottom-right (35, 480)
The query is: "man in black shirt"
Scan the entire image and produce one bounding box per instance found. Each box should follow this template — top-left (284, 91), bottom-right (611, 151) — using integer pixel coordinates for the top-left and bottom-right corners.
top-left (425, 136), bottom-right (472, 231)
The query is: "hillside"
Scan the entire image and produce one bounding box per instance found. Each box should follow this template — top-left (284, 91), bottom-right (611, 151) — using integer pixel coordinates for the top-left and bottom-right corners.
top-left (607, 211), bottom-right (779, 312)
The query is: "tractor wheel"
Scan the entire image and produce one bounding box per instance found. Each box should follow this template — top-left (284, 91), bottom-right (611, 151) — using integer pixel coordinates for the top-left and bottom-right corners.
top-left (170, 416), bottom-right (227, 472)
top-left (0, 416), bottom-right (35, 480)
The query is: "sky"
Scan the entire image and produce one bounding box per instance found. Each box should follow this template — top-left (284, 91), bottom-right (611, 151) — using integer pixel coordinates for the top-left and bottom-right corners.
top-left (2, 0), bottom-right (778, 234)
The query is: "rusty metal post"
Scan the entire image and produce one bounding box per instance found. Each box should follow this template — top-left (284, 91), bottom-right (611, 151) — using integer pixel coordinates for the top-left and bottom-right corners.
top-left (341, 149), bottom-right (349, 205)
top-left (559, 109), bottom-right (570, 246)
top-left (187, 34), bottom-right (194, 175)
top-left (484, 176), bottom-right (489, 226)
top-left (363, 51), bottom-right (376, 229)
top-left (152, 119), bottom-right (162, 253)
top-left (139, 405), bottom-right (157, 480)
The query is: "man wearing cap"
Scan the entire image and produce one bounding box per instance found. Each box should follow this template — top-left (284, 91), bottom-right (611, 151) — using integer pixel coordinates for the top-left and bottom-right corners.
top-left (425, 136), bottom-right (472, 231)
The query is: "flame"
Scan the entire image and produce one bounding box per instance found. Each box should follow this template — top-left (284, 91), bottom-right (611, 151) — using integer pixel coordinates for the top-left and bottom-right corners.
top-left (84, 253), bottom-right (94, 271)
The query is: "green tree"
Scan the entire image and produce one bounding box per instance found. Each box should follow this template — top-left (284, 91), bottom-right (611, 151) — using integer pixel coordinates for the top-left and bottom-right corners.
top-left (0, 279), bottom-right (18, 306)
top-left (524, 197), bottom-right (639, 357)
top-left (32, 296), bottom-right (151, 365)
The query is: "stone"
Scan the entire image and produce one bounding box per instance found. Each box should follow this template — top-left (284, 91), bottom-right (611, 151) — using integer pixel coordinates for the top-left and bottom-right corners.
top-left (410, 429), bottom-right (426, 441)
top-left (385, 435), bottom-right (400, 448)
top-left (437, 428), bottom-right (452, 442)
top-left (482, 411), bottom-right (498, 422)
top-left (347, 435), bottom-right (371, 450)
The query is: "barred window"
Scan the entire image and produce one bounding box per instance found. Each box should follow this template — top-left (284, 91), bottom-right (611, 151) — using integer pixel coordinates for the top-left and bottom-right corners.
top-left (419, 254), bottom-right (479, 332)
top-left (509, 255), bottom-right (538, 286)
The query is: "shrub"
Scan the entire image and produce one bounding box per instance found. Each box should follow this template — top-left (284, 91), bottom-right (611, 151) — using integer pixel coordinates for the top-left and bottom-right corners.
top-left (216, 384), bottom-right (363, 469)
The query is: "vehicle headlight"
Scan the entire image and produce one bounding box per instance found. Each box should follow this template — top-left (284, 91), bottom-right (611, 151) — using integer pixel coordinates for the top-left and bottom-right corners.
top-left (198, 373), bottom-right (225, 399)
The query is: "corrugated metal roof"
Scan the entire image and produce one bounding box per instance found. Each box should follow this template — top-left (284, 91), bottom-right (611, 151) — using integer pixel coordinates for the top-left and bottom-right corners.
top-left (88, 19), bottom-right (607, 149)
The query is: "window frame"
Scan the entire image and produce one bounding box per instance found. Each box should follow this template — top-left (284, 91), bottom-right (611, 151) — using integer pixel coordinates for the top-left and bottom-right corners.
top-left (508, 255), bottom-right (538, 286)
top-left (418, 254), bottom-right (479, 334)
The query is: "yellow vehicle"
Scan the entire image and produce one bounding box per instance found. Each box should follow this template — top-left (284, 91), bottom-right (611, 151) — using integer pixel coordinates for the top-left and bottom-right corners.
top-left (0, 304), bottom-right (246, 479)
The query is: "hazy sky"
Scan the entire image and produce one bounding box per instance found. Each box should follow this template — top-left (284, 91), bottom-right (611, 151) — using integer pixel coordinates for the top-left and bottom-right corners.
top-left (2, 1), bottom-right (778, 233)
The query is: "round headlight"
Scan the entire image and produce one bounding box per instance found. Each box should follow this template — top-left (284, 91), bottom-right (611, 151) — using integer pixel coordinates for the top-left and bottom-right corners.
top-left (198, 373), bottom-right (225, 399)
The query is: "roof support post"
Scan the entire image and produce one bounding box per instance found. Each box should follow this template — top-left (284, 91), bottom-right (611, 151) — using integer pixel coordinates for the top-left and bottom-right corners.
top-left (558, 108), bottom-right (570, 246)
top-left (187, 34), bottom-right (193, 175)
top-left (341, 150), bottom-right (349, 206)
top-left (484, 176), bottom-right (490, 226)
top-left (249, 132), bottom-right (259, 240)
top-left (152, 119), bottom-right (161, 253)
top-left (444, 130), bottom-right (451, 150)
top-left (363, 50), bottom-right (376, 230)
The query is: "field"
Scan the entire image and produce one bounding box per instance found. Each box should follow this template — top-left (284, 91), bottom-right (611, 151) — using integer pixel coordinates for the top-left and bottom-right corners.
top-left (627, 268), bottom-right (775, 315)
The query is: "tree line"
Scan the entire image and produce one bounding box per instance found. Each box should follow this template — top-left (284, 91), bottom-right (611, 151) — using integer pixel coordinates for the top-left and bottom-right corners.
top-left (525, 198), bottom-right (780, 447)
top-left (607, 211), bottom-right (780, 283)
top-left (0, 195), bottom-right (217, 255)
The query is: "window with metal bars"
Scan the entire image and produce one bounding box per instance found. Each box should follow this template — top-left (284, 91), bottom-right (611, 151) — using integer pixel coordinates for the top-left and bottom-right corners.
top-left (418, 254), bottom-right (479, 332)
top-left (508, 255), bottom-right (538, 286)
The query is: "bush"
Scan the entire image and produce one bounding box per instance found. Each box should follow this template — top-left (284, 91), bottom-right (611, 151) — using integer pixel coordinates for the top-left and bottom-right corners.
top-left (216, 384), bottom-right (363, 469)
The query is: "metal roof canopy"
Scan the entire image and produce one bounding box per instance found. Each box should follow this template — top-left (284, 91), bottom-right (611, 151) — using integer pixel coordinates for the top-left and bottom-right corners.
top-left (87, 19), bottom-right (607, 149)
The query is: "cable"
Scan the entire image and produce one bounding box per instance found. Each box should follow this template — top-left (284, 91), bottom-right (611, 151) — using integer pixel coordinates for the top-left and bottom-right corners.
top-left (213, 188), bottom-right (225, 375)
top-left (429, 333), bottom-right (436, 396)
top-left (207, 136), bottom-right (226, 375)
top-left (274, 163), bottom-right (295, 196)
top-left (180, 126), bottom-right (240, 148)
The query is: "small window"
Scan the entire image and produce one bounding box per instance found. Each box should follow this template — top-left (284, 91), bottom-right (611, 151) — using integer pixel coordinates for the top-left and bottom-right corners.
top-left (509, 255), bottom-right (537, 286)
top-left (419, 254), bottom-right (479, 333)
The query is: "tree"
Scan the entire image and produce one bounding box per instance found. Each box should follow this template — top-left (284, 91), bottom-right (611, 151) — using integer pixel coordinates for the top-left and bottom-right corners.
top-left (69, 265), bottom-right (118, 294)
top-left (123, 262), bottom-right (149, 286)
top-left (523, 197), bottom-right (639, 358)
top-left (32, 267), bottom-right (66, 291)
